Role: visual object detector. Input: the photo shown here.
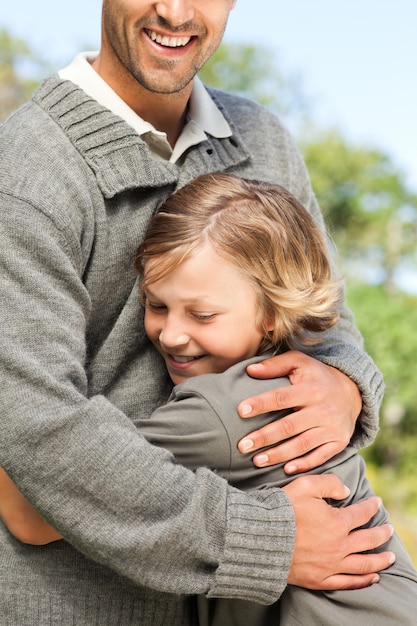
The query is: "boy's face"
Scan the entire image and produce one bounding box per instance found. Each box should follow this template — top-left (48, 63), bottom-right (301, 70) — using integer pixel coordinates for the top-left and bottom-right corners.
top-left (144, 243), bottom-right (266, 385)
top-left (99, 0), bottom-right (237, 96)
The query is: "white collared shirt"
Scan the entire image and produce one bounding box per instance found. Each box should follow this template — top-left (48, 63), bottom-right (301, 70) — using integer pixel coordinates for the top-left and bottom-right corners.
top-left (59, 52), bottom-right (232, 163)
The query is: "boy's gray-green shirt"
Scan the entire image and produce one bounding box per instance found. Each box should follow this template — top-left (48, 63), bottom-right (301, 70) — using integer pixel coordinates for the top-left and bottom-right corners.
top-left (0, 75), bottom-right (384, 624)
top-left (148, 357), bottom-right (416, 626)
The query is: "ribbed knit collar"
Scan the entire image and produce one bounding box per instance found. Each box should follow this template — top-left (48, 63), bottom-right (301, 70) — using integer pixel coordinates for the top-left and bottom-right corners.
top-left (33, 75), bottom-right (252, 199)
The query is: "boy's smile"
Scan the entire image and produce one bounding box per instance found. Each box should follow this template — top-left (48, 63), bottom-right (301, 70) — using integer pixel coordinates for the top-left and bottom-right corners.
top-left (144, 243), bottom-right (265, 385)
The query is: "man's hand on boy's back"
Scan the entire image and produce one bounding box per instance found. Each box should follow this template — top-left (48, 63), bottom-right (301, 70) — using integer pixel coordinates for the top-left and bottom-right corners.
top-left (282, 474), bottom-right (395, 590)
top-left (237, 350), bottom-right (361, 473)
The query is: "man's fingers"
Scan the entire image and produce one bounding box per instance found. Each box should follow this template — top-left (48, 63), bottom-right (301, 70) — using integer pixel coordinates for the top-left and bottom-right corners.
top-left (238, 414), bottom-right (340, 468)
top-left (284, 477), bottom-right (397, 590)
top-left (302, 545), bottom-right (396, 590)
top-left (238, 385), bottom-right (295, 418)
top-left (245, 350), bottom-right (305, 380)
top-left (250, 433), bottom-right (335, 469)
top-left (282, 444), bottom-right (341, 474)
top-left (237, 411), bottom-right (300, 457)
top-left (250, 437), bottom-right (323, 469)
top-left (285, 476), bottom-right (391, 538)
top-left (283, 473), bottom-right (351, 502)
top-left (319, 573), bottom-right (381, 591)
top-left (322, 547), bottom-right (395, 591)
top-left (338, 496), bottom-right (385, 533)
top-left (346, 523), bottom-right (395, 555)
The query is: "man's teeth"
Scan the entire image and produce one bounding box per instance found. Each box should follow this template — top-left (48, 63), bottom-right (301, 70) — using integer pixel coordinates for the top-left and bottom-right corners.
top-left (172, 356), bottom-right (200, 363)
top-left (147, 30), bottom-right (191, 48)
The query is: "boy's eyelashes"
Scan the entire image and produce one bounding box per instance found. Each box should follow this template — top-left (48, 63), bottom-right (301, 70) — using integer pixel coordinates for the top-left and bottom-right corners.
top-left (146, 300), bottom-right (167, 312)
top-left (145, 300), bottom-right (217, 322)
top-left (193, 313), bottom-right (216, 321)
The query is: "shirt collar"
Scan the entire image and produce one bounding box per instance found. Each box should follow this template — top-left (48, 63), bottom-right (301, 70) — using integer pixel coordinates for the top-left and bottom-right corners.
top-left (58, 52), bottom-right (232, 162)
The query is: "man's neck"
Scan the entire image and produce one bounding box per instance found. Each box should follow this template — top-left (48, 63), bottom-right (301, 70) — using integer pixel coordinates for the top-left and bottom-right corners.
top-left (92, 55), bottom-right (192, 148)
top-left (138, 90), bottom-right (190, 148)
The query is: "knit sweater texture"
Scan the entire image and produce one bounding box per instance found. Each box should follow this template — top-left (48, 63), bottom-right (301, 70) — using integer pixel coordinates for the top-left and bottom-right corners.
top-left (0, 75), bottom-right (384, 624)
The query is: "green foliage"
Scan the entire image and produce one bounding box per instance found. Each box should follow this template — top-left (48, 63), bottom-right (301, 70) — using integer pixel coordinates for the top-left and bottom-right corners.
top-left (347, 283), bottom-right (417, 468)
top-left (347, 284), bottom-right (417, 563)
top-left (199, 42), bottom-right (308, 122)
top-left (300, 129), bottom-right (417, 290)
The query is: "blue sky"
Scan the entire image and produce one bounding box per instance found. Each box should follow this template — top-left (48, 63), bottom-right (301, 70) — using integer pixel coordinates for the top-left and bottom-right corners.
top-left (2, 0), bottom-right (417, 191)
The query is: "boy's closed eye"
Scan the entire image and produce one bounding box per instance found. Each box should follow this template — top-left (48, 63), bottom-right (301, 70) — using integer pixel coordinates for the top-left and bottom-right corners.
top-left (146, 301), bottom-right (167, 313)
top-left (191, 312), bottom-right (217, 322)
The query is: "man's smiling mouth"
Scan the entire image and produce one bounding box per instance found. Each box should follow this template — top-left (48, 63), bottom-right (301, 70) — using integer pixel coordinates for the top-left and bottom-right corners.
top-left (146, 29), bottom-right (193, 48)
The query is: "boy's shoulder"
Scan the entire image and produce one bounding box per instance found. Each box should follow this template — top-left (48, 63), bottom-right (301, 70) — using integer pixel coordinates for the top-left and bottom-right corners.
top-left (174, 351), bottom-right (290, 411)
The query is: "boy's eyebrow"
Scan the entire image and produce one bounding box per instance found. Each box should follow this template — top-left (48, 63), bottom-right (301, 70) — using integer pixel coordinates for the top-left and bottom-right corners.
top-left (145, 287), bottom-right (218, 307)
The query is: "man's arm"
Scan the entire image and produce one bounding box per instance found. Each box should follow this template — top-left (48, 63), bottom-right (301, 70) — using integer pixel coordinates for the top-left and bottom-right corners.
top-left (0, 196), bottom-right (394, 600)
top-left (0, 192), bottom-right (296, 603)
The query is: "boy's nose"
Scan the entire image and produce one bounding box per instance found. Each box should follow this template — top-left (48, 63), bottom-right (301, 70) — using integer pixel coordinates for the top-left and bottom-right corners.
top-left (158, 319), bottom-right (190, 349)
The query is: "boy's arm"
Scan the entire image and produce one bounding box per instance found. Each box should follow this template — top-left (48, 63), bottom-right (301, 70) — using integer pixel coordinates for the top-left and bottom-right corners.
top-left (0, 468), bottom-right (62, 545)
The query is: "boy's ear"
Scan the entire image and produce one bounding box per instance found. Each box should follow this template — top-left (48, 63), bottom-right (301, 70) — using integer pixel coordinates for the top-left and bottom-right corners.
top-left (264, 315), bottom-right (275, 332)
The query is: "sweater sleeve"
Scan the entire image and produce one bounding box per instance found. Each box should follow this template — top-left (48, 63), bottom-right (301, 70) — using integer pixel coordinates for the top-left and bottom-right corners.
top-left (0, 194), bottom-right (294, 604)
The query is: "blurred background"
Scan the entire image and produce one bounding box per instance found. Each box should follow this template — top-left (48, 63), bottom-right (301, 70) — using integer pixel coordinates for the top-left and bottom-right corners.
top-left (1, 1), bottom-right (416, 562)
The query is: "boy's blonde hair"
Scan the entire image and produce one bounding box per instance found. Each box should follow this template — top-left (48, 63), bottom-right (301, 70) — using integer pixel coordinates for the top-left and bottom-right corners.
top-left (135, 173), bottom-right (342, 352)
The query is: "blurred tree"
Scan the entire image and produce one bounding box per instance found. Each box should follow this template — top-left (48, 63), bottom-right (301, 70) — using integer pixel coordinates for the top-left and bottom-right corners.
top-left (199, 42), bottom-right (309, 124)
top-left (300, 129), bottom-right (417, 293)
top-left (0, 28), bottom-right (47, 120)
top-left (347, 283), bottom-right (417, 471)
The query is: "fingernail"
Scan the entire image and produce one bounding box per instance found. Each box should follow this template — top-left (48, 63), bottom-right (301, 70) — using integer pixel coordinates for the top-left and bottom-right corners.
top-left (285, 464), bottom-right (297, 474)
top-left (239, 404), bottom-right (252, 416)
top-left (254, 453), bottom-right (269, 466)
top-left (389, 552), bottom-right (396, 565)
top-left (239, 438), bottom-right (254, 452)
top-left (371, 575), bottom-right (380, 584)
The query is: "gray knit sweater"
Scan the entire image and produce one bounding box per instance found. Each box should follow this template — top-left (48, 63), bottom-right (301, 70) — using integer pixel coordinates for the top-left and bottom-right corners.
top-left (0, 75), bottom-right (384, 625)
